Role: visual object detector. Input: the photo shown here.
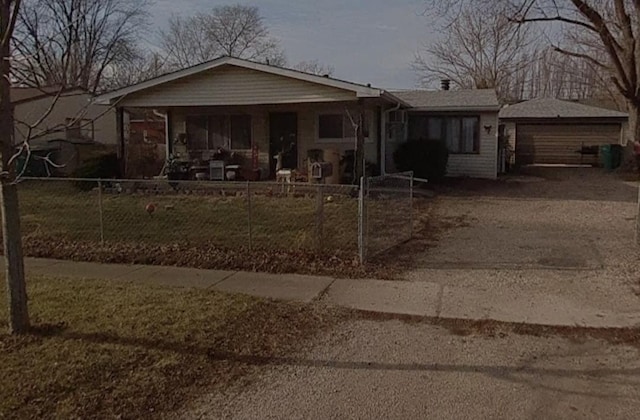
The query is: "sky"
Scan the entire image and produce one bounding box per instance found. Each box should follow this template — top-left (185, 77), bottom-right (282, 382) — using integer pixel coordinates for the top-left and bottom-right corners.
top-left (150, 0), bottom-right (435, 89)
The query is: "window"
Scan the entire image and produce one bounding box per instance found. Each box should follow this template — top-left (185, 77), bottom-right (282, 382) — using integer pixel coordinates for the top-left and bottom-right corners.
top-left (208, 115), bottom-right (227, 149)
top-left (427, 118), bottom-right (443, 141)
top-left (318, 113), bottom-right (370, 141)
top-left (186, 116), bottom-right (208, 150)
top-left (319, 114), bottom-right (343, 139)
top-left (461, 117), bottom-right (479, 153)
top-left (65, 118), bottom-right (94, 141)
top-left (408, 115), bottom-right (480, 154)
top-left (185, 114), bottom-right (252, 151)
top-left (230, 115), bottom-right (252, 149)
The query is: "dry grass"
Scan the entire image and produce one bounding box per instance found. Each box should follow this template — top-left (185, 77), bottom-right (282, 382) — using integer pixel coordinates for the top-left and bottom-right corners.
top-left (13, 180), bottom-right (428, 279)
top-left (0, 276), bottom-right (345, 419)
top-left (18, 181), bottom-right (359, 251)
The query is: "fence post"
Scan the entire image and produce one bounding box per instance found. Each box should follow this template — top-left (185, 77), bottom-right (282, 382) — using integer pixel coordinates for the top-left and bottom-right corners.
top-left (409, 171), bottom-right (414, 240)
top-left (247, 181), bottom-right (253, 250)
top-left (315, 184), bottom-right (324, 249)
top-left (636, 182), bottom-right (640, 246)
top-left (98, 180), bottom-right (105, 244)
top-left (358, 176), bottom-right (366, 264)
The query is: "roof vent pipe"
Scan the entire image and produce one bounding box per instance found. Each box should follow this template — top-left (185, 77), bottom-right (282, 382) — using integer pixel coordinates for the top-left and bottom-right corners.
top-left (441, 79), bottom-right (451, 91)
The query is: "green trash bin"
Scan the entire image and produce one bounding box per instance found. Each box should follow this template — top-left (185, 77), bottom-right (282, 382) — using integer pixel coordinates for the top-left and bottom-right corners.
top-left (600, 144), bottom-right (613, 171)
top-left (611, 144), bottom-right (623, 169)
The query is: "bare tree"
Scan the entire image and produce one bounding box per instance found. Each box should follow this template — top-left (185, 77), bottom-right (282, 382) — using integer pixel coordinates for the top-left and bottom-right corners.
top-left (12, 0), bottom-right (151, 93)
top-left (101, 50), bottom-right (168, 91)
top-left (160, 15), bottom-right (220, 68)
top-left (414, 5), bottom-right (537, 101)
top-left (424, 0), bottom-right (640, 139)
top-left (292, 59), bottom-right (334, 76)
top-left (160, 5), bottom-right (286, 70)
top-left (1, 0), bottom-right (29, 334)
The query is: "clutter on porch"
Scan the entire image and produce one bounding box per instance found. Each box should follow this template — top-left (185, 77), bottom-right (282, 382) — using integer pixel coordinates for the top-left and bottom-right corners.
top-left (164, 144), bottom-right (374, 185)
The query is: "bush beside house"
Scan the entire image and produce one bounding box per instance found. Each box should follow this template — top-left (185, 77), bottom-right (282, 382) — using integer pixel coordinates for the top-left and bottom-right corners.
top-left (393, 140), bottom-right (449, 181)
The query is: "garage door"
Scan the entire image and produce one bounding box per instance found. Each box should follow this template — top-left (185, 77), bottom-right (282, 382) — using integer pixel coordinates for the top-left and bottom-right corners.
top-left (516, 124), bottom-right (620, 165)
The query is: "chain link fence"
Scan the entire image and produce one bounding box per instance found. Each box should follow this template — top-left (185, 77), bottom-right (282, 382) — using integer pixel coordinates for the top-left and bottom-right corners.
top-left (18, 178), bottom-right (360, 254)
top-left (18, 174), bottom-right (414, 264)
top-left (359, 172), bottom-right (414, 262)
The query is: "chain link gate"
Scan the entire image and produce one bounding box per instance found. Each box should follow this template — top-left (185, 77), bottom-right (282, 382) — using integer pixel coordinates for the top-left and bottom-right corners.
top-left (359, 171), bottom-right (414, 263)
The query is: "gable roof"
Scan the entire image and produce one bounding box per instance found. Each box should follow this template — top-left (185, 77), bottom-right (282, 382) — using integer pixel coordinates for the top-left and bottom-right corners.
top-left (499, 98), bottom-right (628, 120)
top-left (11, 86), bottom-right (87, 105)
top-left (391, 89), bottom-right (500, 112)
top-left (11, 87), bottom-right (59, 103)
top-left (95, 56), bottom-right (408, 106)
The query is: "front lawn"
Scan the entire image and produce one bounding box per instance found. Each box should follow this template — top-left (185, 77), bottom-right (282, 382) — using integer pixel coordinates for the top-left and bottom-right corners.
top-left (0, 276), bottom-right (343, 419)
top-left (18, 180), bottom-right (359, 251)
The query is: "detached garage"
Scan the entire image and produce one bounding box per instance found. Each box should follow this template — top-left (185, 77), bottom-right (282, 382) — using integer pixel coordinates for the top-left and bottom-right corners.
top-left (500, 98), bottom-right (628, 166)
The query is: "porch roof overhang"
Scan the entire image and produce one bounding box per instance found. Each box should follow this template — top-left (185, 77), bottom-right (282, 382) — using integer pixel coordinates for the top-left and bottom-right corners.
top-left (94, 56), bottom-right (410, 108)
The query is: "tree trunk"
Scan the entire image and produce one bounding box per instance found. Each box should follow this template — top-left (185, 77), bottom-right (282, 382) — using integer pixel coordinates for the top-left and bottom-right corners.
top-left (1, 182), bottom-right (28, 334)
top-left (1, 0), bottom-right (29, 334)
top-left (628, 101), bottom-right (640, 145)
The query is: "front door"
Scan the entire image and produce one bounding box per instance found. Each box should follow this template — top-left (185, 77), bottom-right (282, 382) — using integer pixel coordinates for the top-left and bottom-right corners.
top-left (269, 112), bottom-right (298, 176)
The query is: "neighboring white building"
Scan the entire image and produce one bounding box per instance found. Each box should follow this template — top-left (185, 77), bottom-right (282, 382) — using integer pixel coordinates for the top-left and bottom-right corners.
top-left (12, 87), bottom-right (117, 146)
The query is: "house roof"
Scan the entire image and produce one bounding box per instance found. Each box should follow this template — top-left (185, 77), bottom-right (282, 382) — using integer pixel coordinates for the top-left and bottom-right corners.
top-left (11, 86), bottom-right (87, 105)
top-left (499, 98), bottom-right (628, 120)
top-left (95, 56), bottom-right (409, 106)
top-left (391, 89), bottom-right (501, 112)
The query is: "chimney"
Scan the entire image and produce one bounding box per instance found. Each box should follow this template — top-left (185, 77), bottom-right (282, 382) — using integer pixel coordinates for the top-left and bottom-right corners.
top-left (441, 79), bottom-right (451, 91)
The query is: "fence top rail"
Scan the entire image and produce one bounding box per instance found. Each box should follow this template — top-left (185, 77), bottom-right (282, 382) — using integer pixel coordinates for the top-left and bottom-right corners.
top-left (20, 177), bottom-right (360, 191)
top-left (367, 171), bottom-right (414, 182)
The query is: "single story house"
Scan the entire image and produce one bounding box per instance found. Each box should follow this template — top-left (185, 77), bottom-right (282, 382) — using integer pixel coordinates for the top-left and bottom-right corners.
top-left (94, 56), bottom-right (502, 181)
top-left (499, 98), bottom-right (629, 166)
top-left (390, 89), bottom-right (501, 179)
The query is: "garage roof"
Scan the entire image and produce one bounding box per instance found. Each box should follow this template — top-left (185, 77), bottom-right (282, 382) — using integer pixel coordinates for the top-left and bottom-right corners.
top-left (499, 98), bottom-right (628, 120)
top-left (391, 89), bottom-right (500, 112)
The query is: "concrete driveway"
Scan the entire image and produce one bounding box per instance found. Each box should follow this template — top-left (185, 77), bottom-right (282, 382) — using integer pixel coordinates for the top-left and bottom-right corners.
top-left (405, 167), bottom-right (640, 317)
top-left (185, 319), bottom-right (640, 420)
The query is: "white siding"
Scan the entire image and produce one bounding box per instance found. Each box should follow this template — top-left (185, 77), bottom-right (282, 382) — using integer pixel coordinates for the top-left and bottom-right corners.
top-left (14, 91), bottom-right (117, 145)
top-left (120, 65), bottom-right (358, 108)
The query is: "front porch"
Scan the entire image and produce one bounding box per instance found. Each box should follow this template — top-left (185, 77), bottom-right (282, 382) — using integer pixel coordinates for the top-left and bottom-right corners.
top-left (141, 101), bottom-right (383, 184)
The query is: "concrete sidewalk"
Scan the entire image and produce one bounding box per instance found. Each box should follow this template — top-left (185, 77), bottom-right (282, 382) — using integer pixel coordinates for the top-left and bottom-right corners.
top-left (20, 258), bottom-right (640, 329)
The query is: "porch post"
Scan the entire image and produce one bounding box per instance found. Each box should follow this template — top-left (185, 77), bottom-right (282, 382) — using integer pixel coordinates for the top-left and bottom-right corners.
top-left (380, 106), bottom-right (386, 175)
top-left (355, 99), bottom-right (366, 181)
top-left (116, 107), bottom-right (125, 177)
top-left (165, 108), bottom-right (173, 159)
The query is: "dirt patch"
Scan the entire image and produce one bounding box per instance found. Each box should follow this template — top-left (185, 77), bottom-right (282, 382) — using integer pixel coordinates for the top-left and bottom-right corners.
top-left (16, 236), bottom-right (404, 280)
top-left (355, 311), bottom-right (640, 349)
top-left (370, 199), bottom-right (469, 272)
